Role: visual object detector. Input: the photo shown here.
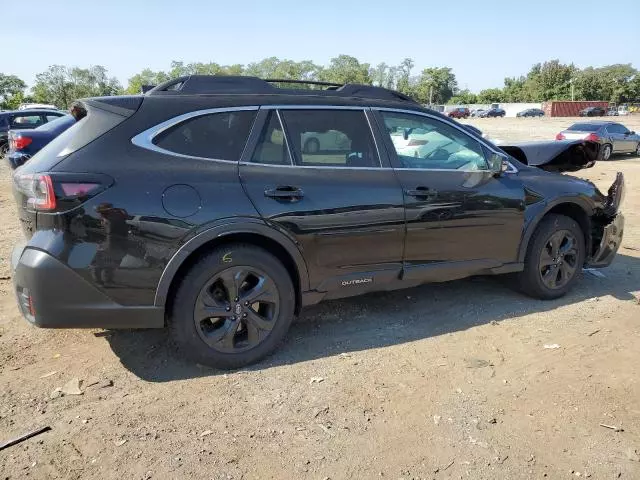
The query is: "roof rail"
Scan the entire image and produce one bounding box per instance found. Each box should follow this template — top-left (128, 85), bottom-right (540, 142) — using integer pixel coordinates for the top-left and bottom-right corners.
top-left (146, 75), bottom-right (417, 103)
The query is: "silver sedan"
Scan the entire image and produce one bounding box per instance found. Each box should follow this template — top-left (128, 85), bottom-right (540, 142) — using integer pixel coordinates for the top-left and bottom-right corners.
top-left (555, 121), bottom-right (640, 160)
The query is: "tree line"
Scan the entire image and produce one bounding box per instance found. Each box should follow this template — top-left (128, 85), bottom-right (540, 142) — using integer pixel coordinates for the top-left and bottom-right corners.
top-left (1, 56), bottom-right (639, 110)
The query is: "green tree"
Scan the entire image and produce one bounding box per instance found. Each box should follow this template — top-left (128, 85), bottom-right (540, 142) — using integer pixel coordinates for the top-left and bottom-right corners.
top-left (320, 55), bottom-right (371, 84)
top-left (395, 58), bottom-right (414, 95)
top-left (447, 89), bottom-right (477, 105)
top-left (125, 68), bottom-right (170, 94)
top-left (0, 73), bottom-right (27, 109)
top-left (33, 65), bottom-right (122, 108)
top-left (477, 88), bottom-right (504, 103)
top-left (413, 67), bottom-right (457, 104)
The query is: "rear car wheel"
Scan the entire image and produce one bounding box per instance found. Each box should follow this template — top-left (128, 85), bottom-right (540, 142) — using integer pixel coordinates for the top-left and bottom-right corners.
top-left (602, 144), bottom-right (612, 161)
top-left (635, 143), bottom-right (640, 157)
top-left (517, 214), bottom-right (585, 300)
top-left (0, 142), bottom-right (8, 157)
top-left (170, 244), bottom-right (295, 369)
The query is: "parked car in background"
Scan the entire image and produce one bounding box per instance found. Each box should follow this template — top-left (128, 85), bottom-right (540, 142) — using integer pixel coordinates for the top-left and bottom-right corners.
top-left (0, 109), bottom-right (67, 156)
top-left (517, 108), bottom-right (544, 118)
top-left (471, 109), bottom-right (485, 117)
top-left (480, 108), bottom-right (506, 118)
top-left (617, 105), bottom-right (630, 116)
top-left (607, 107), bottom-right (619, 116)
top-left (9, 75), bottom-right (625, 369)
top-left (447, 107), bottom-right (470, 119)
top-left (301, 129), bottom-right (350, 153)
top-left (18, 103), bottom-right (58, 110)
top-left (555, 121), bottom-right (640, 160)
top-left (7, 114), bottom-right (75, 169)
top-left (579, 106), bottom-right (606, 117)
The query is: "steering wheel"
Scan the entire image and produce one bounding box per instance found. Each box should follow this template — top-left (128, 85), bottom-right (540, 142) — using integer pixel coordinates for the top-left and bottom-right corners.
top-left (424, 147), bottom-right (450, 161)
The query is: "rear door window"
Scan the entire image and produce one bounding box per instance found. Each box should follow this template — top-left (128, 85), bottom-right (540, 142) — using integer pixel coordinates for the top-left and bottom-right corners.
top-left (10, 114), bottom-right (44, 129)
top-left (280, 109), bottom-right (379, 168)
top-left (152, 111), bottom-right (256, 160)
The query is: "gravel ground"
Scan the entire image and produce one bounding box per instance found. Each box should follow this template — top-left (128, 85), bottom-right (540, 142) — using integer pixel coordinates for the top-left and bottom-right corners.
top-left (1, 116), bottom-right (639, 480)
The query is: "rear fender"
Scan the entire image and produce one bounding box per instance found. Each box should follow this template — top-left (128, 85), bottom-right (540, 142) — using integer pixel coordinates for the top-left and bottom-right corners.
top-left (154, 218), bottom-right (310, 307)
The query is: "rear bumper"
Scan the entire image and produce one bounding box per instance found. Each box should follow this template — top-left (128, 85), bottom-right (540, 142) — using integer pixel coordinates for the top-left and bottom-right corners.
top-left (6, 152), bottom-right (29, 169)
top-left (586, 212), bottom-right (624, 268)
top-left (11, 245), bottom-right (164, 329)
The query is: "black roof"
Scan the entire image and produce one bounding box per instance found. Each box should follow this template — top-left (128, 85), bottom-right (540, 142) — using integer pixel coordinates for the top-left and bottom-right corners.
top-left (147, 75), bottom-right (419, 105)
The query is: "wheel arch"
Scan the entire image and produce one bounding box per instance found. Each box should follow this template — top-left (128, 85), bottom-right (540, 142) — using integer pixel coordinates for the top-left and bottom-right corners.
top-left (518, 199), bottom-right (593, 263)
top-left (155, 219), bottom-right (309, 316)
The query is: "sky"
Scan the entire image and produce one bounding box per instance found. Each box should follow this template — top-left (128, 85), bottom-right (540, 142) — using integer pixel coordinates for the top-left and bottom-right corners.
top-left (4, 0), bottom-right (639, 92)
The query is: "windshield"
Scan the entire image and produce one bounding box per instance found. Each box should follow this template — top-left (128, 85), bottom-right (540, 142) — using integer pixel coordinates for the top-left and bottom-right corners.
top-left (568, 123), bottom-right (601, 132)
top-left (35, 115), bottom-right (74, 131)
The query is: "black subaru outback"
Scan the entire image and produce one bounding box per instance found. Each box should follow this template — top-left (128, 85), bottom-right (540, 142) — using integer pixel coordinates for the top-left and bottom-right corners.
top-left (10, 76), bottom-right (625, 368)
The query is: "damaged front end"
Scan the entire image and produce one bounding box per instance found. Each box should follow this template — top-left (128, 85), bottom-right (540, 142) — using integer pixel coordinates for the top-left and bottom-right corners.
top-left (499, 139), bottom-right (598, 173)
top-left (587, 172), bottom-right (625, 268)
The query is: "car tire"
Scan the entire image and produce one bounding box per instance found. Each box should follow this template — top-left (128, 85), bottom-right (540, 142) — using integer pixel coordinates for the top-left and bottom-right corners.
top-left (635, 143), bottom-right (640, 157)
top-left (169, 244), bottom-right (296, 369)
top-left (303, 138), bottom-right (320, 154)
top-left (517, 214), bottom-right (585, 300)
top-left (0, 142), bottom-right (8, 157)
top-left (602, 144), bottom-right (612, 161)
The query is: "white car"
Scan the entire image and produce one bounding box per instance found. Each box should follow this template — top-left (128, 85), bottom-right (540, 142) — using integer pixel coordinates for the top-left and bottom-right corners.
top-left (18, 103), bottom-right (58, 110)
top-left (301, 130), bottom-right (350, 153)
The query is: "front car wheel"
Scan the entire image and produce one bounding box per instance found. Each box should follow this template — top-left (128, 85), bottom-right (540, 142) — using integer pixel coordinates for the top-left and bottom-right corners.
top-left (517, 214), bottom-right (585, 300)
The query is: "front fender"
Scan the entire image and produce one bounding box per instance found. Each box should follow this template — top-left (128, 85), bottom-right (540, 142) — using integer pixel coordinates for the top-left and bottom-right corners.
top-left (517, 197), bottom-right (593, 263)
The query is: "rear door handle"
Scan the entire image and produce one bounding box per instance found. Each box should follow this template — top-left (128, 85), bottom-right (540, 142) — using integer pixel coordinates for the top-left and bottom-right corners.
top-left (405, 186), bottom-right (437, 199)
top-left (264, 186), bottom-right (304, 201)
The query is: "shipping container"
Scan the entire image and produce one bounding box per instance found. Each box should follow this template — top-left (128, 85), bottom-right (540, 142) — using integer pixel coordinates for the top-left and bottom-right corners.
top-left (542, 101), bottom-right (609, 117)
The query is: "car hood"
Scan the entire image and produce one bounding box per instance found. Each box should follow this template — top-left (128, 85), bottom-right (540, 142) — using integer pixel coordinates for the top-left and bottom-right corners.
top-left (497, 139), bottom-right (598, 172)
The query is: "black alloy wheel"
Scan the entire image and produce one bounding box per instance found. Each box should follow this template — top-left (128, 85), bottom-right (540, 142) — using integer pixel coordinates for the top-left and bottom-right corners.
top-left (538, 230), bottom-right (579, 290)
top-left (193, 266), bottom-right (279, 353)
top-left (170, 244), bottom-right (295, 369)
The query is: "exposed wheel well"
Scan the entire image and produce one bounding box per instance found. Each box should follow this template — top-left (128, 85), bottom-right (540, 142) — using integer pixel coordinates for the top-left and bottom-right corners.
top-left (545, 203), bottom-right (591, 256)
top-left (165, 233), bottom-right (302, 318)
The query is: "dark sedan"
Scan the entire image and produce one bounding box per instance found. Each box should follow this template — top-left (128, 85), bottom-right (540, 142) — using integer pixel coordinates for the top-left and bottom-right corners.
top-left (480, 108), bottom-right (506, 118)
top-left (555, 121), bottom-right (640, 160)
top-left (517, 108), bottom-right (544, 117)
top-left (579, 106), bottom-right (606, 117)
top-left (7, 115), bottom-right (75, 169)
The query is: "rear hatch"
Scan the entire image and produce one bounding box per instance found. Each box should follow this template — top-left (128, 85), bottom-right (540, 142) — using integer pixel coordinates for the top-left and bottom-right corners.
top-left (12, 96), bottom-right (142, 239)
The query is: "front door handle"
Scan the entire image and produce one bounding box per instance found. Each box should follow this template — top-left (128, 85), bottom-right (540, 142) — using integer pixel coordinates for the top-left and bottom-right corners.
top-left (405, 186), bottom-right (437, 199)
top-left (264, 186), bottom-right (304, 201)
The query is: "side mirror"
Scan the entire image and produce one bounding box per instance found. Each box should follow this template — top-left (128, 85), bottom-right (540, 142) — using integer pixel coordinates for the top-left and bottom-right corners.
top-left (630, 131), bottom-right (635, 135)
top-left (488, 153), bottom-right (509, 175)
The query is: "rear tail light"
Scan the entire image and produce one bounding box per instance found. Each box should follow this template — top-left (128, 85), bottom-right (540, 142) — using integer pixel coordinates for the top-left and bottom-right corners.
top-left (14, 174), bottom-right (56, 211)
top-left (408, 139), bottom-right (428, 146)
top-left (14, 172), bottom-right (106, 212)
top-left (585, 133), bottom-right (600, 142)
top-left (13, 136), bottom-right (33, 151)
top-left (555, 133), bottom-right (565, 140)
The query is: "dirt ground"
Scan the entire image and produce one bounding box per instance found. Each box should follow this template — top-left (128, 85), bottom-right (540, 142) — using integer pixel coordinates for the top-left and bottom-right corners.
top-left (1, 116), bottom-right (639, 480)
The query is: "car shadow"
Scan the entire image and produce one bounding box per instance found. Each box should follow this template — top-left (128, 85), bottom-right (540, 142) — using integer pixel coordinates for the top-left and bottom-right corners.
top-left (105, 251), bottom-right (640, 382)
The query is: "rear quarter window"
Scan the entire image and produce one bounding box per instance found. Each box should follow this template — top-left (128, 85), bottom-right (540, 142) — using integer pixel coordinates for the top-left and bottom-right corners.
top-left (152, 111), bottom-right (256, 160)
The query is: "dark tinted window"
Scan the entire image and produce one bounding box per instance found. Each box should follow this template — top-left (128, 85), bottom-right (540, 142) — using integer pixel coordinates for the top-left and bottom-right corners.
top-left (250, 111), bottom-right (291, 165)
top-left (607, 123), bottom-right (629, 134)
top-left (153, 110), bottom-right (256, 160)
top-left (568, 123), bottom-right (601, 132)
top-left (281, 109), bottom-right (379, 168)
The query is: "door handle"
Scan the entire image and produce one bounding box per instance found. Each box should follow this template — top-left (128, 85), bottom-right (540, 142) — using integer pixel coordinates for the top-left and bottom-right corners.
top-left (264, 186), bottom-right (304, 201)
top-left (405, 186), bottom-right (437, 199)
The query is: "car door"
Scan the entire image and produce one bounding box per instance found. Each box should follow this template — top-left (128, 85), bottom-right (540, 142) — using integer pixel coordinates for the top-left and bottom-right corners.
top-left (611, 123), bottom-right (635, 152)
top-left (372, 108), bottom-right (525, 281)
top-left (239, 106), bottom-right (406, 293)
